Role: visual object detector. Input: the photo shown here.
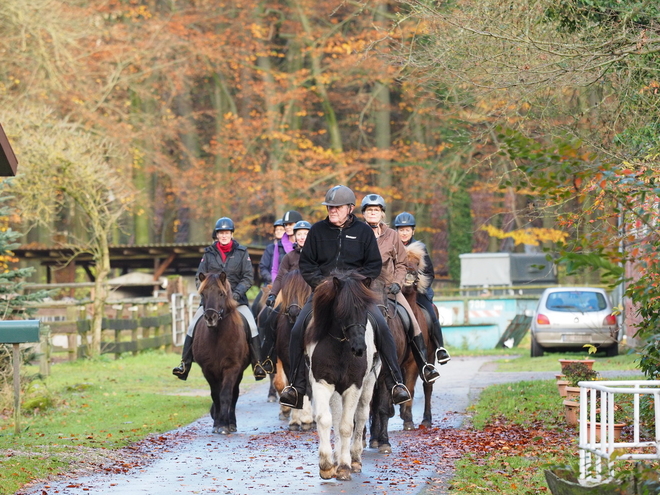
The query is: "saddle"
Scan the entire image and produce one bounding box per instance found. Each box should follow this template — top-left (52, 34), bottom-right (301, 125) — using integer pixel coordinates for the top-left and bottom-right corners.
top-left (380, 298), bottom-right (414, 336)
top-left (415, 302), bottom-right (433, 332)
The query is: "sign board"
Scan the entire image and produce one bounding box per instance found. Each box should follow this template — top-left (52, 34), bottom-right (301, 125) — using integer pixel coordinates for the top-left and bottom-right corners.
top-left (0, 123), bottom-right (18, 176)
top-left (0, 320), bottom-right (41, 343)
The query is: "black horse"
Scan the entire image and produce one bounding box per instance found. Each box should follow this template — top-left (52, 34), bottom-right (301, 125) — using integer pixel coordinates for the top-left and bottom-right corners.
top-left (306, 271), bottom-right (381, 481)
top-left (192, 272), bottom-right (250, 434)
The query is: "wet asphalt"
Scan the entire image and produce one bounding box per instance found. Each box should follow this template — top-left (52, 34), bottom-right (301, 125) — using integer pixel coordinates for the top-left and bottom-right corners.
top-left (16, 356), bottom-right (636, 495)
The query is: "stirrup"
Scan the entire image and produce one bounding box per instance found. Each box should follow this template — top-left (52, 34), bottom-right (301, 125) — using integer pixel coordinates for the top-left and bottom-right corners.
top-left (254, 363), bottom-right (267, 381)
top-left (172, 361), bottom-right (187, 375)
top-left (280, 385), bottom-right (304, 409)
top-left (421, 363), bottom-right (440, 384)
top-left (391, 384), bottom-right (412, 405)
top-left (261, 357), bottom-right (275, 374)
top-left (436, 347), bottom-right (451, 365)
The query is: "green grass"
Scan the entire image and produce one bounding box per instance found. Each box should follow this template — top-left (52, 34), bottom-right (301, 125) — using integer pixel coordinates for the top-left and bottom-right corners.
top-left (0, 350), bottom-right (259, 494)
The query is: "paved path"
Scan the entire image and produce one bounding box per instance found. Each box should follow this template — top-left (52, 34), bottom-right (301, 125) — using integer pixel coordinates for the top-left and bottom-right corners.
top-left (16, 357), bottom-right (637, 495)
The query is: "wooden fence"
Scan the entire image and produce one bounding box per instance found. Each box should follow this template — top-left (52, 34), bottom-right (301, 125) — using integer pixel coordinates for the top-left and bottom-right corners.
top-left (31, 298), bottom-right (173, 371)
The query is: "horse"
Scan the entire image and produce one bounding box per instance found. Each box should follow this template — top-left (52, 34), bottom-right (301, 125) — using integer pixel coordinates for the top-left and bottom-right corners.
top-left (270, 269), bottom-right (314, 430)
top-left (306, 271), bottom-right (381, 481)
top-left (400, 241), bottom-right (439, 428)
top-left (368, 291), bottom-right (419, 453)
top-left (192, 272), bottom-right (250, 435)
top-left (252, 285), bottom-right (280, 402)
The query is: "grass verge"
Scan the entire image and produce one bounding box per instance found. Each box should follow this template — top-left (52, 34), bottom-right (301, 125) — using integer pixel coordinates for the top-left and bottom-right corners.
top-left (0, 350), bottom-right (258, 494)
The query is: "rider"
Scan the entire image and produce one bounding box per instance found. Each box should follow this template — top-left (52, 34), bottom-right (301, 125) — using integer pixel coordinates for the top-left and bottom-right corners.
top-left (270, 210), bottom-right (303, 283)
top-left (361, 194), bottom-right (440, 384)
top-left (279, 185), bottom-right (412, 410)
top-left (394, 211), bottom-right (451, 365)
top-left (259, 218), bottom-right (285, 286)
top-left (172, 217), bottom-right (268, 381)
top-left (260, 220), bottom-right (312, 371)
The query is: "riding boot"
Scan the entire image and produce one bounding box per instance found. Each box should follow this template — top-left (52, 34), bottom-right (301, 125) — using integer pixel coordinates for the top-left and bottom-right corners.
top-left (411, 334), bottom-right (440, 384)
top-left (431, 319), bottom-right (451, 364)
top-left (249, 335), bottom-right (268, 381)
top-left (259, 306), bottom-right (279, 375)
top-left (280, 300), bottom-right (312, 410)
top-left (172, 334), bottom-right (194, 381)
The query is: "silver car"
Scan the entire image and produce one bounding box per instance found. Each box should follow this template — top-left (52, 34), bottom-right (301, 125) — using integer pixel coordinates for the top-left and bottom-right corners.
top-left (530, 287), bottom-right (619, 357)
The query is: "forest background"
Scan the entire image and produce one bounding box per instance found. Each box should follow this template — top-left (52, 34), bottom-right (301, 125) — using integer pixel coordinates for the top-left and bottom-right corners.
top-left (0, 0), bottom-right (658, 292)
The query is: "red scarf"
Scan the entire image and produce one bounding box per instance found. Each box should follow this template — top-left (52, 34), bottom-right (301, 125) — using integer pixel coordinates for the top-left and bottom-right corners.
top-left (215, 240), bottom-right (233, 262)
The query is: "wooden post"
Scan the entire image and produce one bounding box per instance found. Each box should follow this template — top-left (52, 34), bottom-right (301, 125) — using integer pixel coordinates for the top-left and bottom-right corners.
top-left (39, 325), bottom-right (50, 377)
top-left (13, 343), bottom-right (20, 435)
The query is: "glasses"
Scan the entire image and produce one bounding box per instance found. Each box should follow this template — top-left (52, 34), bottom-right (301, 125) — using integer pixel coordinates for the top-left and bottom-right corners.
top-left (327, 205), bottom-right (347, 211)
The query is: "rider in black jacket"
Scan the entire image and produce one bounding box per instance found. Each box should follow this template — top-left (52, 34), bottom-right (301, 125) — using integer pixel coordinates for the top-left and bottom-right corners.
top-left (172, 217), bottom-right (268, 381)
top-left (279, 185), bottom-right (412, 409)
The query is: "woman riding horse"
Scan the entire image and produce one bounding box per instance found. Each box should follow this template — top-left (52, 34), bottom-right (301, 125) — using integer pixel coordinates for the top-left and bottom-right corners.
top-left (279, 185), bottom-right (411, 410)
top-left (172, 217), bottom-right (268, 381)
top-left (361, 194), bottom-right (440, 384)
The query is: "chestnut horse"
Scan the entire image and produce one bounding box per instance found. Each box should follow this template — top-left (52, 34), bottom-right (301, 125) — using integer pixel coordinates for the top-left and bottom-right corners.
top-left (192, 272), bottom-right (250, 434)
top-left (400, 241), bottom-right (439, 428)
top-left (271, 269), bottom-right (313, 430)
top-left (306, 271), bottom-right (381, 481)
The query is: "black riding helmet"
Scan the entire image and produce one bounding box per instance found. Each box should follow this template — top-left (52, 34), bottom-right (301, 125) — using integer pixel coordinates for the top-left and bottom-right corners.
top-left (212, 217), bottom-right (235, 239)
top-left (360, 194), bottom-right (386, 213)
top-left (393, 212), bottom-right (416, 228)
top-left (282, 210), bottom-right (303, 224)
top-left (273, 218), bottom-right (284, 227)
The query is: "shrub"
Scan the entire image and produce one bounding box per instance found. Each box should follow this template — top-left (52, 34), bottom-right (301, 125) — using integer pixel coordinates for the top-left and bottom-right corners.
top-left (563, 362), bottom-right (599, 387)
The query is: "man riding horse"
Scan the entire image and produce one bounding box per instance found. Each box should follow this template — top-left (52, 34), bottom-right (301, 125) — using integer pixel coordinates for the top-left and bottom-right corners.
top-left (279, 185), bottom-right (412, 410)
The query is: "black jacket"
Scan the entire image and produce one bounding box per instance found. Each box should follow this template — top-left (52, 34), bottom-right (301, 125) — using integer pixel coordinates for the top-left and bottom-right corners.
top-left (259, 242), bottom-right (276, 284)
top-left (299, 214), bottom-right (382, 290)
top-left (196, 240), bottom-right (253, 306)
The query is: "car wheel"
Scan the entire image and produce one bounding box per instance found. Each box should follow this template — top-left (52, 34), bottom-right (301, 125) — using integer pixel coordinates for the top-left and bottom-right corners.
top-left (606, 344), bottom-right (618, 357)
top-left (531, 334), bottom-right (544, 357)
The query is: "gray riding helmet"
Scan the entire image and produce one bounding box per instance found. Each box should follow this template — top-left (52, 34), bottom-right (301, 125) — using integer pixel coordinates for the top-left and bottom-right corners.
top-left (293, 220), bottom-right (312, 232)
top-left (273, 218), bottom-right (284, 227)
top-left (393, 212), bottom-right (416, 228)
top-left (360, 193), bottom-right (386, 213)
top-left (322, 185), bottom-right (356, 206)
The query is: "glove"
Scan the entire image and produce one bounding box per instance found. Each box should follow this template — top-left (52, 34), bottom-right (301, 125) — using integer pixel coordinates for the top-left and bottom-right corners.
top-left (232, 292), bottom-right (241, 301)
top-left (266, 294), bottom-right (276, 307)
top-left (388, 283), bottom-right (401, 295)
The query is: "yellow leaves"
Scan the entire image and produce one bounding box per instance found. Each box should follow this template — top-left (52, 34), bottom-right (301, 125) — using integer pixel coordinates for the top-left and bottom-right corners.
top-left (481, 225), bottom-right (568, 246)
top-left (249, 23), bottom-right (268, 40)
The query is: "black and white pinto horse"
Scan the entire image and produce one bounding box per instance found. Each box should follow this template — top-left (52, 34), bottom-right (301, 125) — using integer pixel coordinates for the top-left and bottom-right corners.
top-left (305, 271), bottom-right (381, 481)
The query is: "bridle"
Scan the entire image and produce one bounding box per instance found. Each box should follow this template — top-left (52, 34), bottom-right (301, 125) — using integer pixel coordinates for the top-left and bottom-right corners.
top-left (330, 321), bottom-right (367, 343)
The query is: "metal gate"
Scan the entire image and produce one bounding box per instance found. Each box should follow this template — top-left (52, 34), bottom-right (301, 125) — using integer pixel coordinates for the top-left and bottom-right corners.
top-left (170, 293), bottom-right (187, 346)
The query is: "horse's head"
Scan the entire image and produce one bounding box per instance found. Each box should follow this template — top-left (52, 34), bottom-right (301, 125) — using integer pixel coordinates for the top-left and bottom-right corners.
top-left (279, 269), bottom-right (312, 324)
top-left (404, 242), bottom-right (431, 294)
top-left (313, 271), bottom-right (378, 358)
top-left (198, 272), bottom-right (237, 328)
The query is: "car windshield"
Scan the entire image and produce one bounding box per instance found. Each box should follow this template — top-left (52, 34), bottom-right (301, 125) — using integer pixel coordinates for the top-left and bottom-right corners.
top-left (545, 291), bottom-right (607, 312)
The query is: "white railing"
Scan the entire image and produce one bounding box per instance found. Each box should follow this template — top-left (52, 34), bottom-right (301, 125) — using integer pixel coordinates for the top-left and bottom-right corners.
top-left (579, 380), bottom-right (660, 484)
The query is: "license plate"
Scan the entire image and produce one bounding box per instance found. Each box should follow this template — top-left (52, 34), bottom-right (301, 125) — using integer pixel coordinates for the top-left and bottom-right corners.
top-left (562, 334), bottom-right (586, 342)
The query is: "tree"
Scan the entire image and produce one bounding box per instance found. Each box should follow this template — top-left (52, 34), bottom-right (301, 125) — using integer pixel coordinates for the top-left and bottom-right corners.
top-left (3, 106), bottom-right (134, 357)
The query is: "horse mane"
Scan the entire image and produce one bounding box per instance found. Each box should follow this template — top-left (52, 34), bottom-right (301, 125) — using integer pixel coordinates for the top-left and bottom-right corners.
top-left (276, 269), bottom-right (310, 307)
top-left (311, 271), bottom-right (378, 340)
top-left (406, 241), bottom-right (431, 294)
top-left (198, 272), bottom-right (238, 312)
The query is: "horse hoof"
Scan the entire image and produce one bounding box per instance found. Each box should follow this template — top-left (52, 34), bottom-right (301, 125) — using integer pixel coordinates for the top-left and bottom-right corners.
top-left (403, 421), bottom-right (415, 431)
top-left (319, 468), bottom-right (335, 480)
top-left (378, 444), bottom-right (392, 454)
top-left (369, 440), bottom-right (379, 449)
top-left (301, 422), bottom-right (313, 432)
top-left (421, 420), bottom-right (432, 428)
top-left (288, 423), bottom-right (300, 432)
top-left (351, 461), bottom-right (362, 473)
top-left (267, 395), bottom-right (277, 403)
top-left (214, 427), bottom-right (230, 435)
top-left (335, 466), bottom-right (352, 481)
top-left (212, 427), bottom-right (219, 434)
top-left (229, 424), bottom-right (237, 432)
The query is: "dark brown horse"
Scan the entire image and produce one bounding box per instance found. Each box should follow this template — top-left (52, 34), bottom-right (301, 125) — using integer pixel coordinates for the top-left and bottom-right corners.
top-left (271, 269), bottom-right (313, 430)
top-left (192, 272), bottom-right (250, 434)
top-left (368, 295), bottom-right (418, 453)
top-left (306, 271), bottom-right (381, 481)
top-left (400, 241), bottom-right (438, 428)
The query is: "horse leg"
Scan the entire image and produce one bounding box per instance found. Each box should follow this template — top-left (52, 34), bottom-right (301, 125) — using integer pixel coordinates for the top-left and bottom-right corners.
top-left (400, 359), bottom-right (418, 431)
top-left (267, 375), bottom-right (277, 403)
top-left (214, 372), bottom-right (239, 435)
top-left (209, 382), bottom-right (223, 434)
top-left (351, 366), bottom-right (379, 473)
top-left (311, 382), bottom-right (335, 480)
top-left (422, 381), bottom-right (433, 428)
top-left (300, 396), bottom-right (314, 431)
top-left (335, 387), bottom-right (361, 481)
top-left (228, 372), bottom-right (243, 432)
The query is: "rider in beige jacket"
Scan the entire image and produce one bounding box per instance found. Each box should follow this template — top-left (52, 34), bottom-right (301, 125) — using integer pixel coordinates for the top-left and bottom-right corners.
top-left (361, 194), bottom-right (440, 384)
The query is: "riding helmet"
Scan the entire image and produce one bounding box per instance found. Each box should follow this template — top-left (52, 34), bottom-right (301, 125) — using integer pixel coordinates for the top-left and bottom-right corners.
top-left (322, 185), bottom-right (356, 207)
top-left (282, 210), bottom-right (303, 224)
top-left (394, 212), bottom-right (416, 228)
top-left (213, 217), bottom-right (235, 239)
top-left (293, 220), bottom-right (312, 232)
top-left (360, 194), bottom-right (386, 213)
top-left (273, 218), bottom-right (284, 227)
